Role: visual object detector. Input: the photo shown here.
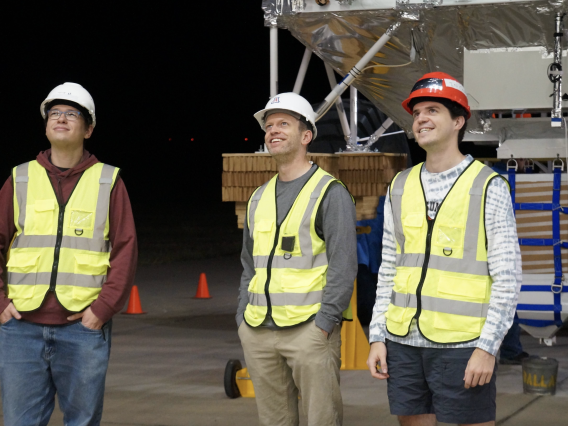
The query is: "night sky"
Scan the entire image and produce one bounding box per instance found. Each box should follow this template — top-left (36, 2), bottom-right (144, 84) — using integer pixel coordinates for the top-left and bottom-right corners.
top-left (0, 4), bottom-right (334, 213)
top-left (2, 4), bottom-right (493, 219)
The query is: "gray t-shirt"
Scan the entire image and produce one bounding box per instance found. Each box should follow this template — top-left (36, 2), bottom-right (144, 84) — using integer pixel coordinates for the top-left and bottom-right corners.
top-left (236, 164), bottom-right (358, 333)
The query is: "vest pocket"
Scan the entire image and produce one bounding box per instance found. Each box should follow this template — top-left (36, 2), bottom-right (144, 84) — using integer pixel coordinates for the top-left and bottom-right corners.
top-left (72, 254), bottom-right (109, 301)
top-left (7, 252), bottom-right (40, 299)
top-left (433, 275), bottom-right (488, 334)
top-left (246, 275), bottom-right (261, 319)
top-left (437, 275), bottom-right (487, 301)
top-left (435, 225), bottom-right (464, 249)
top-left (392, 271), bottom-right (411, 294)
top-left (30, 199), bottom-right (55, 235)
top-left (74, 253), bottom-right (110, 277)
top-left (433, 313), bottom-right (483, 334)
top-left (403, 213), bottom-right (424, 244)
top-left (68, 209), bottom-right (94, 231)
top-left (281, 273), bottom-right (323, 319)
top-left (387, 272), bottom-right (411, 323)
top-left (253, 220), bottom-right (275, 254)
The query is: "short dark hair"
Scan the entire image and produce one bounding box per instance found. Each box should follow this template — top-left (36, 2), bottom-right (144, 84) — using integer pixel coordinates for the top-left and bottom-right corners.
top-left (298, 117), bottom-right (314, 146)
top-left (409, 96), bottom-right (468, 143)
top-left (44, 99), bottom-right (92, 128)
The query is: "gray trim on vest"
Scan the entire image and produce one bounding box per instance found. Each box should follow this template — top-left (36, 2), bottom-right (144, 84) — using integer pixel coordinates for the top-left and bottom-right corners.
top-left (12, 163), bottom-right (115, 253)
top-left (253, 252), bottom-right (328, 269)
top-left (251, 172), bottom-right (333, 270)
top-left (461, 166), bottom-right (494, 264)
top-left (393, 164), bottom-right (493, 276)
top-left (391, 168), bottom-right (412, 255)
top-left (248, 182), bottom-right (270, 238)
top-left (390, 291), bottom-right (489, 318)
top-left (15, 163), bottom-right (30, 233)
top-left (94, 164), bottom-right (116, 240)
top-left (395, 253), bottom-right (490, 275)
top-left (248, 290), bottom-right (323, 307)
top-left (11, 235), bottom-right (110, 252)
top-left (297, 174), bottom-right (333, 257)
top-left (8, 272), bottom-right (106, 288)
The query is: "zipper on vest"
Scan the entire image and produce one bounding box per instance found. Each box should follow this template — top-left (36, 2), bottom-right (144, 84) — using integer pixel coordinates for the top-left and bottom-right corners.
top-left (413, 160), bottom-right (476, 337)
top-left (49, 205), bottom-right (66, 291)
top-left (264, 224), bottom-right (281, 316)
top-left (46, 172), bottom-right (84, 293)
top-left (413, 218), bottom-right (434, 320)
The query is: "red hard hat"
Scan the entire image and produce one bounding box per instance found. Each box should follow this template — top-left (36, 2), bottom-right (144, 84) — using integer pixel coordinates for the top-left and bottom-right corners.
top-left (402, 72), bottom-right (471, 119)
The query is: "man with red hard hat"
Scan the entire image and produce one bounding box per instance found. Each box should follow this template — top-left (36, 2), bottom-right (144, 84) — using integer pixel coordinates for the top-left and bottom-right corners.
top-left (367, 72), bottom-right (521, 426)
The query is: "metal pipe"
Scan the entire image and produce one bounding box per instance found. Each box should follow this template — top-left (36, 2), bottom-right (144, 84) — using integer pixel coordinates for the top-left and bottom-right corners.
top-left (358, 129), bottom-right (405, 142)
top-left (293, 48), bottom-right (312, 94)
top-left (368, 118), bottom-right (394, 144)
top-left (270, 26), bottom-right (279, 97)
top-left (349, 86), bottom-right (358, 147)
top-left (551, 13), bottom-right (565, 128)
top-left (324, 63), bottom-right (350, 140)
top-left (315, 21), bottom-right (401, 120)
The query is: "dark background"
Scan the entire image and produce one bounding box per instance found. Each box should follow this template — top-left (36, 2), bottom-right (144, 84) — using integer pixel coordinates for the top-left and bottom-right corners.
top-left (2, 5), bottom-right (494, 263)
top-left (0, 4), bottom-right (334, 209)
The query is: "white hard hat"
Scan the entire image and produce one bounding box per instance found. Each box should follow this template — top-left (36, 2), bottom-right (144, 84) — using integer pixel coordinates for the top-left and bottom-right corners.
top-left (254, 92), bottom-right (317, 139)
top-left (40, 82), bottom-right (96, 128)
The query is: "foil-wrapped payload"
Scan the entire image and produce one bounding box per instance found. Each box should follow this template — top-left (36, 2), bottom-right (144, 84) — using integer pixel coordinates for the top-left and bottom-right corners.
top-left (263, 0), bottom-right (568, 137)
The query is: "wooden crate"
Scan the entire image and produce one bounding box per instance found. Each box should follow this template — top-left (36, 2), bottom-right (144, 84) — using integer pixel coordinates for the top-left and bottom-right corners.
top-left (222, 153), bottom-right (407, 228)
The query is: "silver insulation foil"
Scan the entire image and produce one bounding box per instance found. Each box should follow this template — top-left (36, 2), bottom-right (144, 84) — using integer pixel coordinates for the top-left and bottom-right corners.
top-left (263, 0), bottom-right (568, 136)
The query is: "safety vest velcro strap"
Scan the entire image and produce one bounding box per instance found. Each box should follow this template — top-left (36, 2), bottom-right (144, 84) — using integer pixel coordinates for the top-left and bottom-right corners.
top-left (396, 253), bottom-right (489, 276)
top-left (248, 290), bottom-right (323, 306)
top-left (253, 252), bottom-right (328, 269)
top-left (391, 291), bottom-right (489, 318)
top-left (8, 272), bottom-right (105, 288)
top-left (12, 235), bottom-right (111, 253)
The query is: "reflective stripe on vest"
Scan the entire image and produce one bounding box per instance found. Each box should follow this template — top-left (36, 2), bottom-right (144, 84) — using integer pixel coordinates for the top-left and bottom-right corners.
top-left (250, 174), bottom-right (333, 271)
top-left (244, 167), bottom-right (351, 327)
top-left (386, 161), bottom-right (501, 343)
top-left (7, 161), bottom-right (118, 312)
top-left (391, 164), bottom-right (494, 273)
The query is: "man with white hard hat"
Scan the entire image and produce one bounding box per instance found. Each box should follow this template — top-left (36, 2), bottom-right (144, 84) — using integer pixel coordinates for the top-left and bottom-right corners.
top-left (366, 72), bottom-right (521, 425)
top-left (237, 92), bottom-right (357, 425)
top-left (0, 82), bottom-right (138, 425)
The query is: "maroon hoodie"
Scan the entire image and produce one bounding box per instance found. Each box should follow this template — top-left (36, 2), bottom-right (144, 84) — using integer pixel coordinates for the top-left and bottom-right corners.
top-left (0, 149), bottom-right (138, 324)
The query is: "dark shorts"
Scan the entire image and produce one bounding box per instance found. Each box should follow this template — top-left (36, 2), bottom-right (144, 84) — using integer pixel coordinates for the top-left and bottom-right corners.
top-left (386, 340), bottom-right (497, 424)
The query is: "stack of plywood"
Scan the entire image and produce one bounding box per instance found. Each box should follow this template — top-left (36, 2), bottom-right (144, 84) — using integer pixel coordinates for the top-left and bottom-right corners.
top-left (338, 153), bottom-right (407, 221)
top-left (222, 153), bottom-right (407, 228)
top-left (513, 174), bottom-right (568, 274)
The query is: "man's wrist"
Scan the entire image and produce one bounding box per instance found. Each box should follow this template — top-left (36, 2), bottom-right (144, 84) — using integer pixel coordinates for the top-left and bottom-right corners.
top-left (315, 313), bottom-right (336, 334)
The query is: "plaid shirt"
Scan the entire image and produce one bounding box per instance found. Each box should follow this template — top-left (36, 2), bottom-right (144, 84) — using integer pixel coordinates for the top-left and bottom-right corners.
top-left (369, 155), bottom-right (522, 356)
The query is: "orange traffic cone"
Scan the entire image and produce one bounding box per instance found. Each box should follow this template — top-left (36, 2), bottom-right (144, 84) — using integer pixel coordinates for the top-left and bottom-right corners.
top-left (193, 273), bottom-right (212, 299)
top-left (122, 285), bottom-right (146, 314)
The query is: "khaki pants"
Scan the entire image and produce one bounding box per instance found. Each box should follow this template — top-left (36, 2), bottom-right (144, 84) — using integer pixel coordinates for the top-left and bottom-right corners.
top-left (238, 320), bottom-right (342, 426)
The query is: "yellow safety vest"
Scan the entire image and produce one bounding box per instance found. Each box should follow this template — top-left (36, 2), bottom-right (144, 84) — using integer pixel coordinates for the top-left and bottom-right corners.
top-left (7, 160), bottom-right (119, 312)
top-left (244, 167), bottom-right (353, 327)
top-left (386, 160), bottom-right (505, 343)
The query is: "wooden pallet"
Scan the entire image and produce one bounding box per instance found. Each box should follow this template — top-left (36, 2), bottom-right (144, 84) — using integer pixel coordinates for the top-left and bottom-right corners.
top-left (222, 153), bottom-right (406, 228)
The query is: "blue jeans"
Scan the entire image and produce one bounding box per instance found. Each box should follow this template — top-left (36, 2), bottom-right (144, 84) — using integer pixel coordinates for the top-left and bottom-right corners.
top-left (500, 321), bottom-right (523, 359)
top-left (0, 319), bottom-right (112, 426)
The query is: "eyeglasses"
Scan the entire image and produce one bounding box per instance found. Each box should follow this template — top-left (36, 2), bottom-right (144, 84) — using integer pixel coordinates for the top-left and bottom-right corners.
top-left (47, 109), bottom-right (83, 121)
